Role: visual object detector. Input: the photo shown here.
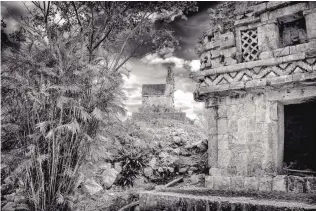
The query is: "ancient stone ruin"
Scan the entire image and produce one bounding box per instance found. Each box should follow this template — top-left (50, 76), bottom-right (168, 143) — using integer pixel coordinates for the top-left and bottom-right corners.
top-left (132, 67), bottom-right (186, 122)
top-left (190, 1), bottom-right (316, 193)
top-left (138, 2), bottom-right (316, 210)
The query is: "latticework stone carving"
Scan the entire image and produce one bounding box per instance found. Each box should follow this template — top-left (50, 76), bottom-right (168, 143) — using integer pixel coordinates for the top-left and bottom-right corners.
top-left (241, 29), bottom-right (259, 62)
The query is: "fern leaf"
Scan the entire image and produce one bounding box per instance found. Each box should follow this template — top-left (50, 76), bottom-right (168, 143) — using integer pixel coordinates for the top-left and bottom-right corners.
top-left (35, 121), bottom-right (51, 134)
top-left (73, 106), bottom-right (91, 122)
top-left (91, 107), bottom-right (104, 121)
top-left (56, 192), bottom-right (64, 205)
top-left (36, 154), bottom-right (49, 164)
top-left (1, 123), bottom-right (21, 133)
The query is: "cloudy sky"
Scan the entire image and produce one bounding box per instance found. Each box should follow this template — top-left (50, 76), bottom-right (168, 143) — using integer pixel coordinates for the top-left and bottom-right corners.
top-left (123, 2), bottom-right (217, 120)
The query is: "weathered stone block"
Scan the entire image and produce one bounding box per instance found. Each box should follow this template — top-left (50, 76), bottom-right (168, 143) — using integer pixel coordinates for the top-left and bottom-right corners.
top-left (218, 149), bottom-right (232, 169)
top-left (269, 102), bottom-right (278, 121)
top-left (211, 49), bottom-right (220, 58)
top-left (210, 58), bottom-right (220, 68)
top-left (267, 75), bottom-right (293, 85)
top-left (220, 32), bottom-right (235, 49)
top-left (245, 104), bottom-right (256, 117)
top-left (209, 167), bottom-right (222, 176)
top-left (205, 176), bottom-right (214, 189)
top-left (221, 47), bottom-right (237, 58)
top-left (255, 106), bottom-right (266, 122)
top-left (287, 175), bottom-right (305, 193)
top-left (247, 156), bottom-right (264, 177)
top-left (218, 140), bottom-right (229, 150)
top-left (258, 22), bottom-right (280, 51)
top-left (237, 104), bottom-right (245, 117)
top-left (290, 43), bottom-right (309, 55)
top-left (230, 176), bottom-right (245, 191)
top-left (218, 119), bottom-right (228, 135)
top-left (234, 16), bottom-right (260, 27)
top-left (244, 177), bottom-right (259, 191)
top-left (245, 79), bottom-right (267, 89)
top-left (228, 120), bottom-right (238, 133)
top-left (266, 1), bottom-right (289, 10)
top-left (247, 117), bottom-right (256, 131)
top-left (273, 47), bottom-right (290, 57)
top-left (306, 177), bottom-right (316, 193)
top-left (268, 3), bottom-right (308, 20)
top-left (209, 127), bottom-right (217, 135)
top-left (204, 40), bottom-right (220, 51)
top-left (213, 176), bottom-right (231, 190)
top-left (304, 9), bottom-right (316, 40)
top-left (218, 105), bottom-right (227, 118)
top-left (250, 2), bottom-right (267, 15)
top-left (259, 176), bottom-right (273, 192)
top-left (272, 175), bottom-right (287, 192)
top-left (224, 57), bottom-right (237, 66)
top-left (259, 51), bottom-right (274, 60)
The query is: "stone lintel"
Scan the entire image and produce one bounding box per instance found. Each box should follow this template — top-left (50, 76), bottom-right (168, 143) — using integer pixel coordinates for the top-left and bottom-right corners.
top-left (234, 17), bottom-right (261, 27)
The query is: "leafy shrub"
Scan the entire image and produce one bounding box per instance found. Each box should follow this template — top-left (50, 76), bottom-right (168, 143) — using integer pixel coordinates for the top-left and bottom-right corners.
top-left (114, 145), bottom-right (148, 188)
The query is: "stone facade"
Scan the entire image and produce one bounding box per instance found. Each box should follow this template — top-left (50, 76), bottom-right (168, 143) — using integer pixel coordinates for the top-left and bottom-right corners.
top-left (191, 2), bottom-right (316, 192)
top-left (141, 67), bottom-right (175, 110)
top-left (133, 67), bottom-right (187, 122)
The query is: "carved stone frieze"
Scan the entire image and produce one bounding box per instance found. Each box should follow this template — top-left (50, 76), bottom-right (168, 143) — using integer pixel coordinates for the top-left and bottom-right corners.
top-left (203, 58), bottom-right (316, 87)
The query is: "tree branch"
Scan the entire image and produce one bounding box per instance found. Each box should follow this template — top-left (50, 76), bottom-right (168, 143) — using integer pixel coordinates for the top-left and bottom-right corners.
top-left (71, 2), bottom-right (82, 29)
top-left (111, 12), bottom-right (151, 71)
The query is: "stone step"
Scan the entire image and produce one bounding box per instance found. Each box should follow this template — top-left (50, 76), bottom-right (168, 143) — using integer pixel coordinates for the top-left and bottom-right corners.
top-left (139, 190), bottom-right (316, 211)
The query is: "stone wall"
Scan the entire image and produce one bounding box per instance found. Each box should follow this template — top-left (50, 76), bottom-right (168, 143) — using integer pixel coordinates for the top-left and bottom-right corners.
top-left (142, 95), bottom-right (173, 109)
top-left (132, 112), bottom-right (187, 122)
top-left (205, 84), bottom-right (316, 192)
top-left (208, 93), bottom-right (270, 177)
top-left (207, 85), bottom-right (316, 175)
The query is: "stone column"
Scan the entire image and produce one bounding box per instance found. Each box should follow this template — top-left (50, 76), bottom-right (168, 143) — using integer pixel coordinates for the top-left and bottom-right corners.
top-left (206, 97), bottom-right (219, 168)
top-left (304, 9), bottom-right (316, 41)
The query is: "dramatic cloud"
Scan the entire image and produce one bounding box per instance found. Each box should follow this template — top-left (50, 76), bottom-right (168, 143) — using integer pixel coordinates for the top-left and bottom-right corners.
top-left (122, 3), bottom-right (217, 120)
top-left (174, 90), bottom-right (204, 119)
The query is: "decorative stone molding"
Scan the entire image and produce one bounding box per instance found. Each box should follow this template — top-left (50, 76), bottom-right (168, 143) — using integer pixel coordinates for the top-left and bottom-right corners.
top-left (205, 59), bottom-right (315, 86)
top-left (191, 53), bottom-right (307, 79)
top-left (196, 58), bottom-right (316, 95)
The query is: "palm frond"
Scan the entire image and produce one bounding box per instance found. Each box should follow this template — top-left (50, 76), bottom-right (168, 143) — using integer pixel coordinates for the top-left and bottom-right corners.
top-left (45, 120), bottom-right (80, 139)
top-left (35, 121), bottom-right (51, 135)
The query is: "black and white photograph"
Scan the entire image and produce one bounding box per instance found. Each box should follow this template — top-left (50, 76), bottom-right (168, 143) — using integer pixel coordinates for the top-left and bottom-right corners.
top-left (1, 1), bottom-right (316, 210)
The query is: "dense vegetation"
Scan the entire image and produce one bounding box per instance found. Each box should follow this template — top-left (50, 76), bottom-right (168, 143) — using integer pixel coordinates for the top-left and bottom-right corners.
top-left (1, 2), bottom-right (196, 210)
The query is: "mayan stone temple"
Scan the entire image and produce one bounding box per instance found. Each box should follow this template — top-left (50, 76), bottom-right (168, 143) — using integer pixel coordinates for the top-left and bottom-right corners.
top-left (192, 1), bottom-right (316, 193)
top-left (139, 2), bottom-right (316, 210)
top-left (132, 67), bottom-right (186, 122)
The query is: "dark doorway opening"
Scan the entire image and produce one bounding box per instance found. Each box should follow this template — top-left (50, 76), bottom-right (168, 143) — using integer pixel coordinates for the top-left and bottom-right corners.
top-left (284, 100), bottom-right (316, 172)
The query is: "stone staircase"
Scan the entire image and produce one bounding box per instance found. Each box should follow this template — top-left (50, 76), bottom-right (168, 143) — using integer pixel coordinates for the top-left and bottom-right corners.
top-left (139, 188), bottom-right (316, 211)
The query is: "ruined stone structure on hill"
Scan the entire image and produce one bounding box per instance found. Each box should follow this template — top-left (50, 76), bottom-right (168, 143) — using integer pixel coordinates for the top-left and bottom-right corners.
top-left (190, 2), bottom-right (316, 193)
top-left (132, 67), bottom-right (186, 122)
